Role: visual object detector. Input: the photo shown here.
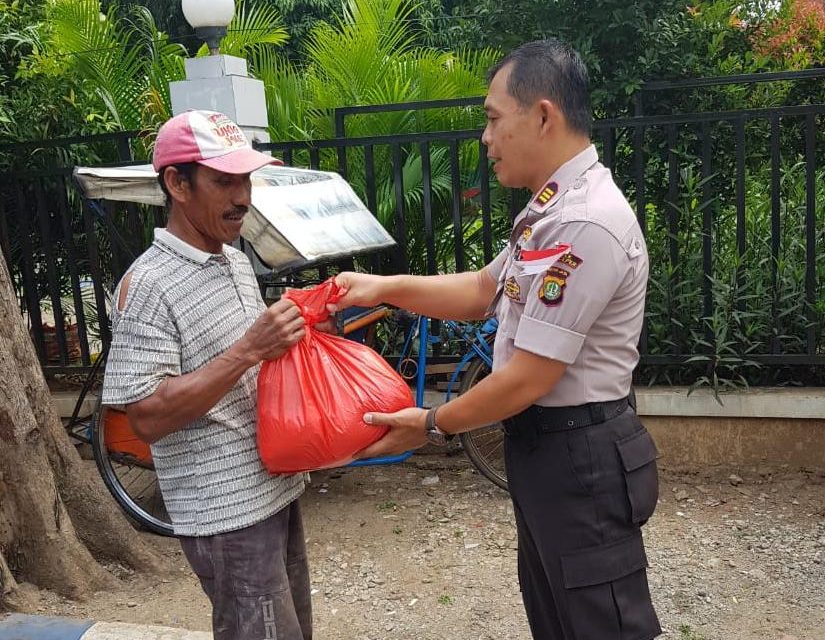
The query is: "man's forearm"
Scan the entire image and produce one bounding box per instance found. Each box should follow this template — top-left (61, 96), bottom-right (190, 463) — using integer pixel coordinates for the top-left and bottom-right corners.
top-left (379, 271), bottom-right (495, 320)
top-left (434, 350), bottom-right (567, 434)
top-left (127, 343), bottom-right (257, 444)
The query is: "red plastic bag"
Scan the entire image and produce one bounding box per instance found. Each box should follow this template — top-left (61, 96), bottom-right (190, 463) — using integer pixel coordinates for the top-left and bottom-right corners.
top-left (257, 279), bottom-right (414, 473)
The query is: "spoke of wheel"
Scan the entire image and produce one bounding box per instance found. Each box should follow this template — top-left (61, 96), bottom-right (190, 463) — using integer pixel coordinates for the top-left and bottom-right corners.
top-left (471, 429), bottom-right (504, 445)
top-left (124, 472), bottom-right (155, 499)
top-left (113, 463), bottom-right (156, 499)
top-left (115, 464), bottom-right (142, 485)
top-left (478, 439), bottom-right (504, 458)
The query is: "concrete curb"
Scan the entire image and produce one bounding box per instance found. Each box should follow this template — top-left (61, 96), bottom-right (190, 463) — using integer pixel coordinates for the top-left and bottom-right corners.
top-left (0, 615), bottom-right (212, 639)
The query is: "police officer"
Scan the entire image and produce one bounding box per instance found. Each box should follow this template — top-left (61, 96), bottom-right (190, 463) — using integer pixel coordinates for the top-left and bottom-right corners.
top-left (332, 39), bottom-right (661, 640)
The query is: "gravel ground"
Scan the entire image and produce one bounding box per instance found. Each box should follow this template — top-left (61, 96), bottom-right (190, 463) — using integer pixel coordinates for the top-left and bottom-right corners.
top-left (31, 453), bottom-right (825, 640)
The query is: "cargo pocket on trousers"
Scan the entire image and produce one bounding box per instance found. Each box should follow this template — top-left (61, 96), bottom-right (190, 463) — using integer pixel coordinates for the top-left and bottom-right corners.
top-left (616, 428), bottom-right (659, 525)
top-left (561, 532), bottom-right (660, 640)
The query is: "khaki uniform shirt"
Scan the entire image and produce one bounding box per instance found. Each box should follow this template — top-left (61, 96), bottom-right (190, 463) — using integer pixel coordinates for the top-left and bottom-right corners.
top-left (485, 145), bottom-right (648, 407)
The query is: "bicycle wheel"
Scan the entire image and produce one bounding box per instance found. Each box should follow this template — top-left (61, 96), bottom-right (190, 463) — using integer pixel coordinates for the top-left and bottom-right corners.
top-left (458, 357), bottom-right (509, 492)
top-left (91, 400), bottom-right (174, 536)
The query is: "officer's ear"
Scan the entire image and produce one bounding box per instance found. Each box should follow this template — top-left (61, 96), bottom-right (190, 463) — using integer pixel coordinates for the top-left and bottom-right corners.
top-left (536, 99), bottom-right (557, 136)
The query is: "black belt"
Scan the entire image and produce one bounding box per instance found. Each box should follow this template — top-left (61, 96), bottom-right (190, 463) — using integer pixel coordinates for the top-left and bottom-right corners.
top-left (503, 398), bottom-right (630, 438)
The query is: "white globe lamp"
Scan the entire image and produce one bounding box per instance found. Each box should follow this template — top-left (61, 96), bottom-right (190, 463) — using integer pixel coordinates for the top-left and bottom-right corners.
top-left (182, 0), bottom-right (235, 55)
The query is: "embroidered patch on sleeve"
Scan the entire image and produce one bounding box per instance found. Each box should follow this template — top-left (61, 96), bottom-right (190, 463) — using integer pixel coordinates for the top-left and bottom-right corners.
top-left (504, 276), bottom-right (521, 301)
top-left (538, 266), bottom-right (570, 306)
top-left (558, 252), bottom-right (583, 270)
top-left (521, 226), bottom-right (533, 242)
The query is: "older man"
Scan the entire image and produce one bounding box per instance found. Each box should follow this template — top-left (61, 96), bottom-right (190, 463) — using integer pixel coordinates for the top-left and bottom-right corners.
top-left (102, 111), bottom-right (311, 640)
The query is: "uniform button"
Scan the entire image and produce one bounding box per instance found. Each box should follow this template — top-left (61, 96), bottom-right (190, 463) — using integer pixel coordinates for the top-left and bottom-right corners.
top-left (572, 179), bottom-right (584, 190)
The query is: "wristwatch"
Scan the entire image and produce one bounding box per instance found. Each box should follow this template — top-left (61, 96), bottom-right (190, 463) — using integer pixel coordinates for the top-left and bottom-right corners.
top-left (425, 406), bottom-right (453, 446)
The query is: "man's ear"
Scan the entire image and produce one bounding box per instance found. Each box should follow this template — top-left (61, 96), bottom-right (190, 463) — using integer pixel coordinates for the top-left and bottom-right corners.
top-left (537, 99), bottom-right (556, 136)
top-left (163, 166), bottom-right (191, 204)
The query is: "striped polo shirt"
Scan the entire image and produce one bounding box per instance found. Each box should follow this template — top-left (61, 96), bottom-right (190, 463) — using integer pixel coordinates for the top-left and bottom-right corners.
top-left (102, 228), bottom-right (305, 536)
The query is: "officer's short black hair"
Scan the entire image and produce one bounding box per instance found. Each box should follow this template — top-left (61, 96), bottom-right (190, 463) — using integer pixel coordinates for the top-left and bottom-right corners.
top-left (488, 39), bottom-right (592, 137)
top-left (157, 162), bottom-right (199, 208)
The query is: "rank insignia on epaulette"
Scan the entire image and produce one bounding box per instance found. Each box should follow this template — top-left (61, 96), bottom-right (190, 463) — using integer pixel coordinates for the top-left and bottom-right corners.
top-left (504, 276), bottom-right (521, 301)
top-left (538, 266), bottom-right (569, 306)
top-left (533, 181), bottom-right (558, 207)
top-left (558, 252), bottom-right (583, 270)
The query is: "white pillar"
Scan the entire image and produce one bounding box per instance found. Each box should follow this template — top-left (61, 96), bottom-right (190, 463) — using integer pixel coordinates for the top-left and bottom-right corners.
top-left (170, 55), bottom-right (271, 147)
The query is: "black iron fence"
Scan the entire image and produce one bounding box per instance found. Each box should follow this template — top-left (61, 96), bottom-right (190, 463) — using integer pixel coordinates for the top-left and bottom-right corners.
top-left (603, 104), bottom-right (823, 383)
top-left (0, 132), bottom-right (140, 373)
top-left (633, 67), bottom-right (825, 116)
top-left (1, 97), bottom-right (823, 384)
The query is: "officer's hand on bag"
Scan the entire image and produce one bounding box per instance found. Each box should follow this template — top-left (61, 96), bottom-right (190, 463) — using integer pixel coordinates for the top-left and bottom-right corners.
top-left (329, 272), bottom-right (386, 312)
top-left (354, 407), bottom-right (428, 458)
top-left (238, 299), bottom-right (306, 363)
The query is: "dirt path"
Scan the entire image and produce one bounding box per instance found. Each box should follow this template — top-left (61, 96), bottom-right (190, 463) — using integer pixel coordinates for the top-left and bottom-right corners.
top-left (30, 454), bottom-right (825, 640)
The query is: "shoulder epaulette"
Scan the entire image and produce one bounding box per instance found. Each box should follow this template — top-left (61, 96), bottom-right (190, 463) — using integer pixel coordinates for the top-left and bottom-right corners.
top-left (530, 180), bottom-right (559, 213)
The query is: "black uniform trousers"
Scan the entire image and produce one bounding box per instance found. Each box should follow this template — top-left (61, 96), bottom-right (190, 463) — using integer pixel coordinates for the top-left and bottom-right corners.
top-left (504, 401), bottom-right (662, 640)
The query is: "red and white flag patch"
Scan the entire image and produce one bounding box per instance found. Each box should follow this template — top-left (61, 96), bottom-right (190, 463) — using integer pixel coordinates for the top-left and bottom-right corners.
top-left (515, 244), bottom-right (572, 275)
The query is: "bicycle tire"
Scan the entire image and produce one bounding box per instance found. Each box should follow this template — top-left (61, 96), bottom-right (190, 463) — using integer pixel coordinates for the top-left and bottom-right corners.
top-left (91, 399), bottom-right (174, 536)
top-left (458, 357), bottom-right (509, 492)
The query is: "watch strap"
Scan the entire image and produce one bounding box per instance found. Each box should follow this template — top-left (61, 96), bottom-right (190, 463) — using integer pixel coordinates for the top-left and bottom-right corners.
top-left (426, 406), bottom-right (454, 442)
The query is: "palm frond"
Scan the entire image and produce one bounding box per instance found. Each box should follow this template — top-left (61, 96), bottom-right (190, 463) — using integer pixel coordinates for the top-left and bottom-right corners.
top-left (203, 1), bottom-right (288, 58)
top-left (48, 0), bottom-right (150, 130)
top-left (142, 13), bottom-right (186, 133)
top-left (304, 0), bottom-right (417, 109)
top-left (249, 47), bottom-right (316, 141)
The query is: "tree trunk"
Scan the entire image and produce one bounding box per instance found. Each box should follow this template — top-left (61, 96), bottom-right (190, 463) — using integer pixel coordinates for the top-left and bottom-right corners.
top-left (0, 252), bottom-right (165, 610)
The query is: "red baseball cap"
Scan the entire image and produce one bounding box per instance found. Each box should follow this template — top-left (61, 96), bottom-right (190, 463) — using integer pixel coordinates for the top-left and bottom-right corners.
top-left (152, 110), bottom-right (283, 174)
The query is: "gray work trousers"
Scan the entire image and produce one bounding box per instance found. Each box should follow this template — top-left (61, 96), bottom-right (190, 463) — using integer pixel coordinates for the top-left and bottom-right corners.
top-left (179, 500), bottom-right (312, 640)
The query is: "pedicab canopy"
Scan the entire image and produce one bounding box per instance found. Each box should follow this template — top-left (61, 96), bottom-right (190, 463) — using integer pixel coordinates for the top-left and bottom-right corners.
top-left (72, 163), bottom-right (396, 273)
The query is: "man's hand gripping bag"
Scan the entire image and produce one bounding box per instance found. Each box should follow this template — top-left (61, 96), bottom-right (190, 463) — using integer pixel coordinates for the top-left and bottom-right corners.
top-left (257, 279), bottom-right (414, 473)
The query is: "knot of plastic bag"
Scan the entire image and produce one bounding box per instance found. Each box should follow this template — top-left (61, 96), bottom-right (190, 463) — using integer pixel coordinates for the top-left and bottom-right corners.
top-left (283, 278), bottom-right (344, 327)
